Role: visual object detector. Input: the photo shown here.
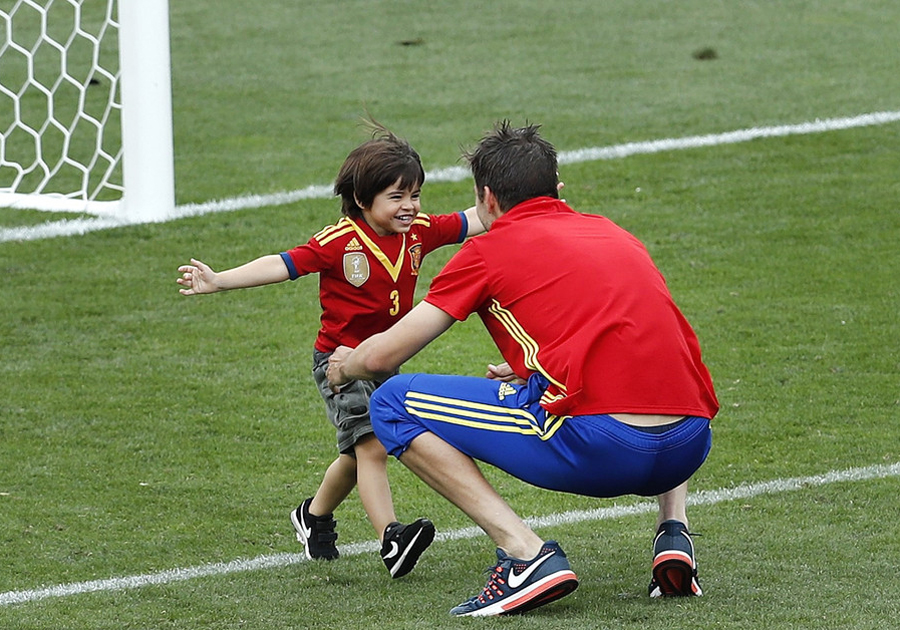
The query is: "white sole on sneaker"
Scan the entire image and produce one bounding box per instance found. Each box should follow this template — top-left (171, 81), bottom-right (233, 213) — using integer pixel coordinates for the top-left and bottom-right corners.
top-left (457, 571), bottom-right (579, 617)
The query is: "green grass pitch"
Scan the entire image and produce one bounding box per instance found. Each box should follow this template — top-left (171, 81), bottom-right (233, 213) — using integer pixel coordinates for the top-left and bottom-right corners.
top-left (2, 1), bottom-right (899, 628)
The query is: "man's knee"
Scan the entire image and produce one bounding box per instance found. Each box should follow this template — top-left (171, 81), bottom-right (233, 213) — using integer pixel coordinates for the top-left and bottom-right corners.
top-left (369, 374), bottom-right (427, 459)
top-left (370, 373), bottom-right (413, 422)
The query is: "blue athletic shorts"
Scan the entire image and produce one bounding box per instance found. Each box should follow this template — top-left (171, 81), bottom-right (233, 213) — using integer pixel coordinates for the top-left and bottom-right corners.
top-left (370, 372), bottom-right (712, 498)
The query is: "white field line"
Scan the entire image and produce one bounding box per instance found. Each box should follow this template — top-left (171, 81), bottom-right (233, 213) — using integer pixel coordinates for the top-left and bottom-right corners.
top-left (2, 110), bottom-right (900, 244)
top-left (2, 461), bottom-right (898, 607)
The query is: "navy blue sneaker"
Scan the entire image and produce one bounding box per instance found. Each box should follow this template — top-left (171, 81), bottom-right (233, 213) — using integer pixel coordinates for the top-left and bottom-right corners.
top-left (290, 498), bottom-right (339, 561)
top-left (450, 541), bottom-right (579, 617)
top-left (381, 519), bottom-right (435, 578)
top-left (648, 520), bottom-right (702, 597)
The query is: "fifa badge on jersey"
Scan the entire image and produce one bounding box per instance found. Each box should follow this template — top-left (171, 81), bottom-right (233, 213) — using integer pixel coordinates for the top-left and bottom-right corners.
top-left (408, 243), bottom-right (423, 276)
top-left (343, 253), bottom-right (369, 287)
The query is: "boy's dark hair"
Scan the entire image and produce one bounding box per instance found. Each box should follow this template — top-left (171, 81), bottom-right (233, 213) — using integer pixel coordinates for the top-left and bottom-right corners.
top-left (463, 120), bottom-right (558, 212)
top-left (334, 119), bottom-right (425, 219)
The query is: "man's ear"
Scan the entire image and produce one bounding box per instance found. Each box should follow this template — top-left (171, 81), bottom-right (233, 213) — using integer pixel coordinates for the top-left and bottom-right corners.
top-left (353, 193), bottom-right (366, 211)
top-left (482, 186), bottom-right (502, 215)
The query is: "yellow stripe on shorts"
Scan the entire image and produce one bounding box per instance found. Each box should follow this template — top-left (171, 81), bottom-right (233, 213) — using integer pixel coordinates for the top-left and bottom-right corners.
top-left (404, 391), bottom-right (568, 441)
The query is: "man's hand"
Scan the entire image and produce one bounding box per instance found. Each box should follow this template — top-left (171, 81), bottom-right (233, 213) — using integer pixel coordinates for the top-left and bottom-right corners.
top-left (486, 362), bottom-right (526, 385)
top-left (326, 346), bottom-right (355, 392)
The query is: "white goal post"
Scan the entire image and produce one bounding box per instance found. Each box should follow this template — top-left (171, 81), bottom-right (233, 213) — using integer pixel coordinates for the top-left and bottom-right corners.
top-left (0, 0), bottom-right (174, 222)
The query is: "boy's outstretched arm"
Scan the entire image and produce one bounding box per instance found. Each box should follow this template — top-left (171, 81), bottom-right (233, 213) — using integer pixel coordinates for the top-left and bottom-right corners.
top-left (462, 206), bottom-right (485, 237)
top-left (177, 254), bottom-right (290, 296)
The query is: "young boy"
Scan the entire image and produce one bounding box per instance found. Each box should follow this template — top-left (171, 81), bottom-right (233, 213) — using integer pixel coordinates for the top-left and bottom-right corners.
top-left (176, 122), bottom-right (484, 578)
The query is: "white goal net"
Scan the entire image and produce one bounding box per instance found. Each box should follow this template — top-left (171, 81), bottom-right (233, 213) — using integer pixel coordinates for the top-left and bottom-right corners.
top-left (0, 0), bottom-right (173, 222)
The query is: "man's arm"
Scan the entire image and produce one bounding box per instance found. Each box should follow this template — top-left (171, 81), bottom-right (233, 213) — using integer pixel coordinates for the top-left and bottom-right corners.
top-left (326, 301), bottom-right (456, 387)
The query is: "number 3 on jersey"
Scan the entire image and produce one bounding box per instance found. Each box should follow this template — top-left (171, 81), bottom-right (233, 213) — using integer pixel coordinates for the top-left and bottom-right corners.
top-left (389, 290), bottom-right (400, 316)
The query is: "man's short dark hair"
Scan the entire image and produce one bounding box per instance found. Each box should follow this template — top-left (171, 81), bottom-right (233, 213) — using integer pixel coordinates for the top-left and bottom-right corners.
top-left (464, 120), bottom-right (558, 212)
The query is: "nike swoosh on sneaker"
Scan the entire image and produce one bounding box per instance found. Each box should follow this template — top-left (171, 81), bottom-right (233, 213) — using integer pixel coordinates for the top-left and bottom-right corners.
top-left (295, 510), bottom-right (312, 541)
top-left (506, 551), bottom-right (556, 589)
top-left (383, 541), bottom-right (400, 560)
top-left (388, 530), bottom-right (422, 577)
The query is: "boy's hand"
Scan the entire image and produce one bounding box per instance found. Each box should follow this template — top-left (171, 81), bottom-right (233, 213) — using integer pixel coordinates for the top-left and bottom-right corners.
top-left (177, 258), bottom-right (217, 295)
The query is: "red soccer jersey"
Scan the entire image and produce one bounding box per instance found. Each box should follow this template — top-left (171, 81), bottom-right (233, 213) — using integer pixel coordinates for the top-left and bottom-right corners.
top-left (282, 212), bottom-right (466, 352)
top-left (424, 197), bottom-right (718, 419)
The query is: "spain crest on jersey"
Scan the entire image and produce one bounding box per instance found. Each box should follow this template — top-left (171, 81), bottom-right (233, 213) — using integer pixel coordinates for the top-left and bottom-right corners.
top-left (343, 252), bottom-right (369, 287)
top-left (408, 243), bottom-right (423, 276)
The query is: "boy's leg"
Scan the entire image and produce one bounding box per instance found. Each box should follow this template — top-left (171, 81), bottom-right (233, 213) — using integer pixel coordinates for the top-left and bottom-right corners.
top-left (353, 434), bottom-right (396, 537)
top-left (309, 453), bottom-right (357, 515)
top-left (354, 434), bottom-right (435, 578)
top-left (309, 346), bottom-right (381, 519)
top-left (297, 349), bottom-right (359, 558)
top-left (291, 460), bottom-right (352, 562)
top-left (291, 454), bottom-right (356, 561)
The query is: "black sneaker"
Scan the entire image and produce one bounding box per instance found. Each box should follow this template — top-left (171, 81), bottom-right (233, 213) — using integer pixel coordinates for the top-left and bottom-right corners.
top-left (290, 498), bottom-right (339, 560)
top-left (450, 541), bottom-right (579, 617)
top-left (380, 518), bottom-right (435, 578)
top-left (648, 519), bottom-right (702, 597)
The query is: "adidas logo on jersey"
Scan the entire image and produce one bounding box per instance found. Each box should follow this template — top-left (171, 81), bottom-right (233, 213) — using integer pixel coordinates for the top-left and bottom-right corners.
top-left (497, 382), bottom-right (517, 401)
top-left (345, 237), bottom-right (363, 251)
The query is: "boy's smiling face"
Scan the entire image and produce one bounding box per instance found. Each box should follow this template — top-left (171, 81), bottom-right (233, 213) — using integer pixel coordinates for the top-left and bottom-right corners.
top-left (360, 178), bottom-right (422, 236)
